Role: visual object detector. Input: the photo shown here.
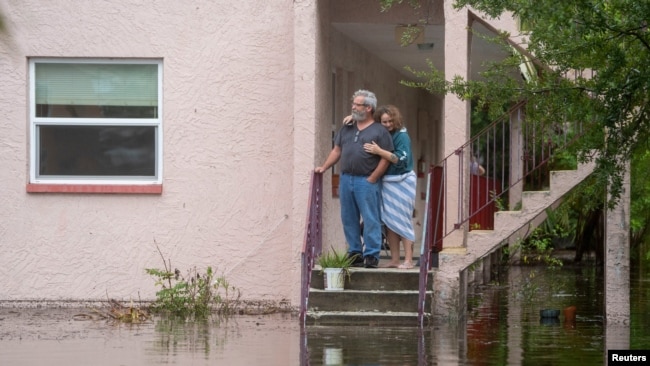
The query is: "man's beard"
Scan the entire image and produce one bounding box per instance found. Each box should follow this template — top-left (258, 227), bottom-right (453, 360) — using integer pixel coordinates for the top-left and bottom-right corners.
top-left (352, 109), bottom-right (366, 121)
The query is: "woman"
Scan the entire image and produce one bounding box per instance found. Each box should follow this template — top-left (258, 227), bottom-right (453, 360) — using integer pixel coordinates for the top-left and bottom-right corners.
top-left (352, 105), bottom-right (417, 269)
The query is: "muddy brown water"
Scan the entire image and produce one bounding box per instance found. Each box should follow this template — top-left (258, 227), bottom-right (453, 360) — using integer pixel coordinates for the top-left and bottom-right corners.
top-left (1, 263), bottom-right (649, 365)
top-left (0, 308), bottom-right (301, 365)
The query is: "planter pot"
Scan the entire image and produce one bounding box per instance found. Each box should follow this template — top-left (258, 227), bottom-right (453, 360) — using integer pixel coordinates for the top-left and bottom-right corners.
top-left (323, 268), bottom-right (346, 291)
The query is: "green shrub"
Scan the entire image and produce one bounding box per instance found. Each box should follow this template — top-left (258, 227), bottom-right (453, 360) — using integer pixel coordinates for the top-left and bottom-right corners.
top-left (146, 246), bottom-right (240, 319)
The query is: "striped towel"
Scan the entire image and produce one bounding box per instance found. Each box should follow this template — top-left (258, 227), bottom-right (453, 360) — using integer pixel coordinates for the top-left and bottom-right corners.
top-left (381, 171), bottom-right (417, 241)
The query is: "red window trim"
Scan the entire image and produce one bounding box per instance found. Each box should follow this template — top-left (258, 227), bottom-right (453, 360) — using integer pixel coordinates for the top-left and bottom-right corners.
top-left (26, 184), bottom-right (163, 194)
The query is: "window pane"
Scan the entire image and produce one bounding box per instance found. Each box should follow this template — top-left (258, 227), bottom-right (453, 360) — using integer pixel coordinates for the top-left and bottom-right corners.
top-left (37, 125), bottom-right (156, 177)
top-left (35, 63), bottom-right (158, 118)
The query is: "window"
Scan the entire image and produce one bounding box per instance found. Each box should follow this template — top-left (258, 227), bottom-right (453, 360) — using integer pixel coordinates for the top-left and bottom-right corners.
top-left (29, 59), bottom-right (163, 191)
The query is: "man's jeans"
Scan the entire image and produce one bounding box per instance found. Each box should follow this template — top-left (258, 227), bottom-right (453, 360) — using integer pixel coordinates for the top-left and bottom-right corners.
top-left (339, 173), bottom-right (382, 259)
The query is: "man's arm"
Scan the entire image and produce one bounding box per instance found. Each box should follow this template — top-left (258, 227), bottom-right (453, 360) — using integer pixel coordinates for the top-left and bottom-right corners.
top-left (367, 158), bottom-right (390, 183)
top-left (315, 146), bottom-right (342, 173)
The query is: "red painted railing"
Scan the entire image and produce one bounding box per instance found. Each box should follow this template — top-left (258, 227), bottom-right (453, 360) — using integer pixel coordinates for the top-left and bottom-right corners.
top-left (470, 175), bottom-right (501, 230)
top-left (299, 171), bottom-right (323, 326)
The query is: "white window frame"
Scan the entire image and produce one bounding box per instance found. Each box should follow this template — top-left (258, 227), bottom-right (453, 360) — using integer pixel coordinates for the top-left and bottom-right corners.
top-left (28, 58), bottom-right (163, 186)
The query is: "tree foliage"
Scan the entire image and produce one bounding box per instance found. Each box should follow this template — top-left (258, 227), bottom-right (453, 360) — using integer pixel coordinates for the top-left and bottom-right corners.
top-left (631, 145), bottom-right (650, 252)
top-left (387, 0), bottom-right (650, 208)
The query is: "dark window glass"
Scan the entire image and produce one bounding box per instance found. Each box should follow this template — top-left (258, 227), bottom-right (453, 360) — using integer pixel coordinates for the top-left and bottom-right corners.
top-left (37, 125), bottom-right (156, 177)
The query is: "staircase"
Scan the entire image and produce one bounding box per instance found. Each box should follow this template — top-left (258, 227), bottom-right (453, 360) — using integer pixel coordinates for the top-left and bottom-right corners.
top-left (441, 161), bottom-right (595, 268)
top-left (300, 102), bottom-right (595, 325)
top-left (306, 266), bottom-right (433, 326)
top-left (304, 163), bottom-right (593, 325)
top-left (431, 160), bottom-right (595, 319)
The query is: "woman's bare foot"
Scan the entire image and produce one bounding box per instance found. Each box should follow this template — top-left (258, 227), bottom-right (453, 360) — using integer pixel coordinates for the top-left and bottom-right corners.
top-left (381, 262), bottom-right (400, 268)
top-left (398, 261), bottom-right (414, 269)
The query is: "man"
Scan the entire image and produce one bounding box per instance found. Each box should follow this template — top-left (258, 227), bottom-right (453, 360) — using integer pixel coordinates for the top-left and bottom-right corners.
top-left (315, 90), bottom-right (394, 268)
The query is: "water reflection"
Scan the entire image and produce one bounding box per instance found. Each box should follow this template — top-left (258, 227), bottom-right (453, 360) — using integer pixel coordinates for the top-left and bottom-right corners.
top-left (301, 263), bottom-right (648, 365)
top-left (302, 326), bottom-right (434, 365)
top-left (0, 311), bottom-right (300, 366)
top-left (144, 314), bottom-right (299, 365)
top-left (150, 316), bottom-right (227, 361)
top-left (464, 264), bottom-right (606, 365)
top-left (1, 263), bottom-right (650, 365)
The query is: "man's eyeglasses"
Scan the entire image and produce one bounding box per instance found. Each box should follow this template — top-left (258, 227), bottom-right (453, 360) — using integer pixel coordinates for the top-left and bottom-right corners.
top-left (354, 130), bottom-right (359, 143)
top-left (351, 102), bottom-right (366, 107)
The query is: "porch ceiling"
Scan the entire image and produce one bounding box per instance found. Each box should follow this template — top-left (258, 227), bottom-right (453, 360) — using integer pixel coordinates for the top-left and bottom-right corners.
top-left (331, 21), bottom-right (513, 83)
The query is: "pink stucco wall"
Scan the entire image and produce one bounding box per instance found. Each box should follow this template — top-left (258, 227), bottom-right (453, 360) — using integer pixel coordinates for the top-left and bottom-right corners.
top-left (0, 0), bottom-right (519, 310)
top-left (0, 0), bottom-right (435, 309)
top-left (0, 0), bottom-right (304, 306)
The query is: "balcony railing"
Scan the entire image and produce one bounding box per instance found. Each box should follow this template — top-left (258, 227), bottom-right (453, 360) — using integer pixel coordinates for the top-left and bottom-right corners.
top-left (300, 100), bottom-right (584, 326)
top-left (417, 100), bottom-right (583, 325)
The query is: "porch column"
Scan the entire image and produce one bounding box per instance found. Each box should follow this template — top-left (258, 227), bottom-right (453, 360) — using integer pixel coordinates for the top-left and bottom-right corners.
top-left (292, 0), bottom-right (323, 307)
top-left (507, 105), bottom-right (525, 260)
top-left (508, 106), bottom-right (524, 209)
top-left (441, 4), bottom-right (470, 249)
top-left (604, 163), bottom-right (630, 324)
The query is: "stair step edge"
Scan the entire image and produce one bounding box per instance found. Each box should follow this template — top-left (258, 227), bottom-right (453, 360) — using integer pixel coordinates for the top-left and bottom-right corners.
top-left (308, 310), bottom-right (424, 316)
top-left (313, 266), bottom-right (423, 273)
top-left (308, 289), bottom-right (432, 294)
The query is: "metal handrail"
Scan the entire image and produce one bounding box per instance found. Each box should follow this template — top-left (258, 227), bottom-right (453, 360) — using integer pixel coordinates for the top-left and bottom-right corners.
top-left (417, 101), bottom-right (584, 325)
top-left (300, 100), bottom-right (583, 326)
top-left (299, 171), bottom-right (323, 326)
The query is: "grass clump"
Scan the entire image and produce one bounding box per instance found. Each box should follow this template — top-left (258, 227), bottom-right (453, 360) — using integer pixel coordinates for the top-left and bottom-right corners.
top-left (146, 245), bottom-right (240, 319)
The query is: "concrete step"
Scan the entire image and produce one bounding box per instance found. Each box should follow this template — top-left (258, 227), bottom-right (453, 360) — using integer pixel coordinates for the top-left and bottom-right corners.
top-left (306, 266), bottom-right (433, 326)
top-left (308, 289), bottom-right (428, 312)
top-left (310, 266), bottom-right (424, 291)
top-left (434, 162), bottom-right (596, 319)
top-left (444, 162), bottom-right (596, 270)
top-left (305, 311), bottom-right (423, 326)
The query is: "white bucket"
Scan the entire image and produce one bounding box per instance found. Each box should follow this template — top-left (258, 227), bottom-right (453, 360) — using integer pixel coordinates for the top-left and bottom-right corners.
top-left (323, 268), bottom-right (345, 291)
top-left (323, 347), bottom-right (343, 365)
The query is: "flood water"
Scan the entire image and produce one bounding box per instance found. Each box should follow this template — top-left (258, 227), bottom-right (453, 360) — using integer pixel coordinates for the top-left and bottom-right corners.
top-left (1, 261), bottom-right (649, 365)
